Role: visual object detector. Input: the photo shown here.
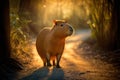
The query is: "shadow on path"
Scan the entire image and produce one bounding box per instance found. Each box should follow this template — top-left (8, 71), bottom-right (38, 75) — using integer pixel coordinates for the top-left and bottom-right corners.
top-left (47, 67), bottom-right (64, 80)
top-left (21, 67), bottom-right (49, 80)
top-left (21, 67), bottom-right (64, 80)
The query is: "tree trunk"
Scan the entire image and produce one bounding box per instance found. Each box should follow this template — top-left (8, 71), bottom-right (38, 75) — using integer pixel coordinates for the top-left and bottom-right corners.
top-left (110, 0), bottom-right (120, 50)
top-left (0, 0), bottom-right (22, 79)
top-left (0, 0), bottom-right (10, 62)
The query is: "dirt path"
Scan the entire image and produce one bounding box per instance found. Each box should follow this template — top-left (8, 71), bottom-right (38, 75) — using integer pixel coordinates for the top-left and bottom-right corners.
top-left (17, 29), bottom-right (119, 80)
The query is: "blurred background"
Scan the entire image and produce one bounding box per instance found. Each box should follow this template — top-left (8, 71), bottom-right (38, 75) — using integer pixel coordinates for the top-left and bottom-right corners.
top-left (10, 0), bottom-right (90, 34)
top-left (9, 0), bottom-right (120, 70)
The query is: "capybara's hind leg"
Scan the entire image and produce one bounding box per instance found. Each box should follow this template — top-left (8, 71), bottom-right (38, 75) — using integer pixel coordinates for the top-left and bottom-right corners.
top-left (53, 60), bottom-right (55, 66)
top-left (56, 54), bottom-right (61, 68)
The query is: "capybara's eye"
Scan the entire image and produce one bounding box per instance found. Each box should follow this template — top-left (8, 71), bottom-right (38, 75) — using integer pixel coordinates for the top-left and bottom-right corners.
top-left (60, 24), bottom-right (64, 27)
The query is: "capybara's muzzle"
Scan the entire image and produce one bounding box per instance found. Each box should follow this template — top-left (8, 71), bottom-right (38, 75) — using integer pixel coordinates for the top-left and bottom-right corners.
top-left (69, 26), bottom-right (73, 32)
top-left (68, 26), bottom-right (73, 36)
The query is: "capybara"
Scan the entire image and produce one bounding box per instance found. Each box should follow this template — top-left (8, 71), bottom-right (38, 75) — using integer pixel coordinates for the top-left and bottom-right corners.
top-left (36, 20), bottom-right (73, 68)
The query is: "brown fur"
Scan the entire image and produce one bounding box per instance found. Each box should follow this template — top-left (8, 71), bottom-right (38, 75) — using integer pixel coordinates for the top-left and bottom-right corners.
top-left (36, 20), bottom-right (73, 68)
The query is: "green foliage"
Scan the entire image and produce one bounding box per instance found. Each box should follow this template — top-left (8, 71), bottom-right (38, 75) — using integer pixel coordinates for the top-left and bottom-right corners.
top-left (10, 11), bottom-right (31, 61)
top-left (10, 0), bottom-right (34, 64)
top-left (10, 28), bottom-right (26, 48)
top-left (10, 12), bottom-right (30, 28)
top-left (10, 14), bottom-right (34, 65)
top-left (10, 11), bottom-right (28, 47)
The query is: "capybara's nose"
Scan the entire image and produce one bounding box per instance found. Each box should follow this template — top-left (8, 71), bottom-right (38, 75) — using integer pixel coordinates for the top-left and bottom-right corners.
top-left (69, 27), bottom-right (73, 32)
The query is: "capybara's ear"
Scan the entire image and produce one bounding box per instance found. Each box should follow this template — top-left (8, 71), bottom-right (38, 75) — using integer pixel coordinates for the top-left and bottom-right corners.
top-left (64, 19), bottom-right (67, 23)
top-left (53, 20), bottom-right (57, 25)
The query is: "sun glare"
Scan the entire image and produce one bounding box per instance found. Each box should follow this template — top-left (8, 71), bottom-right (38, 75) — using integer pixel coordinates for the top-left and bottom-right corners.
top-left (37, 0), bottom-right (89, 27)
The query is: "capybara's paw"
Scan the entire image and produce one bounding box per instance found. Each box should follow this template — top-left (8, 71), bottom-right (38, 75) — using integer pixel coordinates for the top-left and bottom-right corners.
top-left (56, 65), bottom-right (61, 68)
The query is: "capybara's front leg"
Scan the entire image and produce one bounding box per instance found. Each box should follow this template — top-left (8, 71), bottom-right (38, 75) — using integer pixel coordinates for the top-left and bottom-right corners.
top-left (56, 54), bottom-right (62, 68)
top-left (42, 59), bottom-right (47, 66)
top-left (46, 53), bottom-right (52, 67)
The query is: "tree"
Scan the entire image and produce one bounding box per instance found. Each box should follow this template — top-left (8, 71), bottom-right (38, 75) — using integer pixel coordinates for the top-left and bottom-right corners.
top-left (90, 0), bottom-right (120, 50)
top-left (0, 0), bottom-right (22, 79)
top-left (0, 0), bottom-right (10, 61)
top-left (110, 0), bottom-right (120, 50)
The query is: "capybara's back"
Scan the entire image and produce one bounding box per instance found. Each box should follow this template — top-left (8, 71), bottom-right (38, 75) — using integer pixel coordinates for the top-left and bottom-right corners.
top-left (36, 28), bottom-right (50, 66)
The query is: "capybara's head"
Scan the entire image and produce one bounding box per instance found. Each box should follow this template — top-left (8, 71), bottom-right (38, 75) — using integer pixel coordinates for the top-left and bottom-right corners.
top-left (52, 20), bottom-right (73, 38)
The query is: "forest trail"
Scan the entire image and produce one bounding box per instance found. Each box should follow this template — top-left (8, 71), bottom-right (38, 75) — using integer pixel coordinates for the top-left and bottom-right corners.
top-left (17, 29), bottom-right (119, 80)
